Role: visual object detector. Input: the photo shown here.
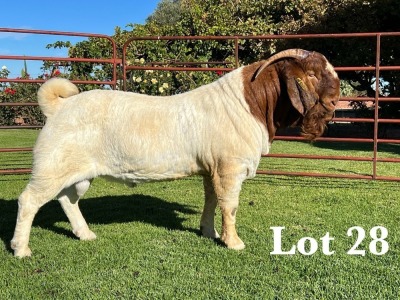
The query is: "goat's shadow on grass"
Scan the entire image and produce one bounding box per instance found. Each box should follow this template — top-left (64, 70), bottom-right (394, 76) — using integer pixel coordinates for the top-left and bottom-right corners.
top-left (0, 194), bottom-right (200, 253)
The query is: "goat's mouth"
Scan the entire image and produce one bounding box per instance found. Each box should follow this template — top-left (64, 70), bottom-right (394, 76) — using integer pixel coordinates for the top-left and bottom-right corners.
top-left (301, 102), bottom-right (335, 140)
top-left (321, 99), bottom-right (338, 113)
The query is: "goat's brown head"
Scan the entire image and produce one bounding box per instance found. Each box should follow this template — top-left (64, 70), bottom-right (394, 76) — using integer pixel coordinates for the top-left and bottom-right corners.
top-left (244, 49), bottom-right (340, 141)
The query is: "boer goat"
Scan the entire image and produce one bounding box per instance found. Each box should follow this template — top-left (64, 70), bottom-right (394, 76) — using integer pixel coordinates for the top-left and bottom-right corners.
top-left (11, 49), bottom-right (340, 257)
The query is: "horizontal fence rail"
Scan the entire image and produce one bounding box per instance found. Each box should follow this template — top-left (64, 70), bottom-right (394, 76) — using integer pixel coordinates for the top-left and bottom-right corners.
top-left (1, 29), bottom-right (400, 181)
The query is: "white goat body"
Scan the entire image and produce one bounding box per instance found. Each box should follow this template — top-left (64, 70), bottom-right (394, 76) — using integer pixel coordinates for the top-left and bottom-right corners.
top-left (35, 69), bottom-right (268, 191)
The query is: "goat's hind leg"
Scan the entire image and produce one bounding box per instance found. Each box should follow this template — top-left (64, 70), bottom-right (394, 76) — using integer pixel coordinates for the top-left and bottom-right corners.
top-left (58, 180), bottom-right (96, 241)
top-left (11, 181), bottom-right (60, 257)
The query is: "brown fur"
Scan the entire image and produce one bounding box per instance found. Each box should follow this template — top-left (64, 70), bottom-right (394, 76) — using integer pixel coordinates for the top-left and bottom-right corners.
top-left (301, 103), bottom-right (334, 140)
top-left (242, 52), bottom-right (340, 141)
top-left (242, 62), bottom-right (281, 140)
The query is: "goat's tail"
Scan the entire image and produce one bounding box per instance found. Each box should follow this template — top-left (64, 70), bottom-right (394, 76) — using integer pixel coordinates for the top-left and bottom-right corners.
top-left (38, 78), bottom-right (79, 118)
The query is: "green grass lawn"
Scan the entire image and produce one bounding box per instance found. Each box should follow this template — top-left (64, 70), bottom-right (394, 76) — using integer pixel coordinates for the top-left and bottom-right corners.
top-left (1, 129), bottom-right (400, 299)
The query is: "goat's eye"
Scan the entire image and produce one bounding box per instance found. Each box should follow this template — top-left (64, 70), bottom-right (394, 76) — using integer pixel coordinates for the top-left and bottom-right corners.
top-left (307, 72), bottom-right (315, 77)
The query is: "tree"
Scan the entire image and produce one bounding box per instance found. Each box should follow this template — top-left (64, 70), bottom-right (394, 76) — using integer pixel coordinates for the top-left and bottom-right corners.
top-left (146, 0), bottom-right (182, 26)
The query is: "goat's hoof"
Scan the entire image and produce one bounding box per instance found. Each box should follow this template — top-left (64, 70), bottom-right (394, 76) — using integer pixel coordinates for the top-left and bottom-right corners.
top-left (223, 236), bottom-right (245, 250)
top-left (74, 229), bottom-right (97, 241)
top-left (11, 239), bottom-right (32, 258)
top-left (13, 247), bottom-right (32, 258)
top-left (200, 226), bottom-right (220, 239)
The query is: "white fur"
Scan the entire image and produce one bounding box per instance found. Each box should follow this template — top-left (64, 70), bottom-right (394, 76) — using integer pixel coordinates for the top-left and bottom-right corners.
top-left (35, 70), bottom-right (268, 187)
top-left (11, 68), bottom-right (269, 257)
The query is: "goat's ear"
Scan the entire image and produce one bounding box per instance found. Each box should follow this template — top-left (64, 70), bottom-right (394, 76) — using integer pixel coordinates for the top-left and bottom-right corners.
top-left (286, 77), bottom-right (317, 115)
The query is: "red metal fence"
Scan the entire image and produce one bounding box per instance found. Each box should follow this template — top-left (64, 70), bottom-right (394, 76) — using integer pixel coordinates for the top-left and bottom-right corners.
top-left (1, 29), bottom-right (400, 181)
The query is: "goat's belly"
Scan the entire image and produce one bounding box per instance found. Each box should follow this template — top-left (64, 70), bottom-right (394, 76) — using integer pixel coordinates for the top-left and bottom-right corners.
top-left (104, 170), bottom-right (192, 185)
top-left (101, 155), bottom-right (201, 185)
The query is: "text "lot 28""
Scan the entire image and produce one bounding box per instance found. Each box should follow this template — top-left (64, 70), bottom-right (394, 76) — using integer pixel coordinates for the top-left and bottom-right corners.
top-left (270, 226), bottom-right (389, 256)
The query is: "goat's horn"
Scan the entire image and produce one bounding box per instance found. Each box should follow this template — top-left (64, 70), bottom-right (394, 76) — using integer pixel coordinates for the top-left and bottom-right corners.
top-left (254, 49), bottom-right (311, 79)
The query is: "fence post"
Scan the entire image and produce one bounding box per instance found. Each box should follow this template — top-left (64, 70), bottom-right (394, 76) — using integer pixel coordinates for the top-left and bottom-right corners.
top-left (373, 34), bottom-right (381, 180)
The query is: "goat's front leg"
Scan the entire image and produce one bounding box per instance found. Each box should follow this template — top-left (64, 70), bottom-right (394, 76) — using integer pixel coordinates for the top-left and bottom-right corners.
top-left (213, 170), bottom-right (246, 250)
top-left (200, 176), bottom-right (220, 239)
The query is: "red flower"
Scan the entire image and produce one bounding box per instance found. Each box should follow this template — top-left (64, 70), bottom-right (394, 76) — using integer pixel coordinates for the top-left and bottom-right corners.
top-left (215, 70), bottom-right (224, 76)
top-left (52, 69), bottom-right (61, 76)
top-left (4, 88), bottom-right (16, 95)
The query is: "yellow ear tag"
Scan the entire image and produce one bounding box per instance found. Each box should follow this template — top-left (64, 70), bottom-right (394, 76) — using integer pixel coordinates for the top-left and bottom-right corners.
top-left (295, 78), bottom-right (308, 91)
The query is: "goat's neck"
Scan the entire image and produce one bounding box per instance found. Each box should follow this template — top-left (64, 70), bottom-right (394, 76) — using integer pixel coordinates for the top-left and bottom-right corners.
top-left (242, 63), bottom-right (282, 141)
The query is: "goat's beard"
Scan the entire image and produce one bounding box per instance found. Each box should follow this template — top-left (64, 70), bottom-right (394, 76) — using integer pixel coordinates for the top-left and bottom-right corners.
top-left (301, 103), bottom-right (334, 140)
